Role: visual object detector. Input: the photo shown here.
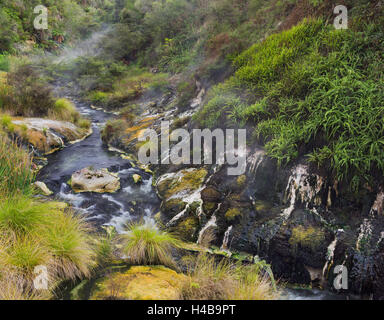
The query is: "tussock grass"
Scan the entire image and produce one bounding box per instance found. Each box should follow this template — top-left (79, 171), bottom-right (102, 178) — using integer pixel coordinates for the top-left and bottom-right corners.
top-left (43, 210), bottom-right (95, 280)
top-left (94, 226), bottom-right (118, 266)
top-left (0, 196), bottom-right (96, 296)
top-left (120, 223), bottom-right (181, 268)
top-left (0, 269), bottom-right (51, 300)
top-left (182, 253), bottom-right (279, 300)
top-left (49, 98), bottom-right (90, 129)
top-left (0, 136), bottom-right (34, 196)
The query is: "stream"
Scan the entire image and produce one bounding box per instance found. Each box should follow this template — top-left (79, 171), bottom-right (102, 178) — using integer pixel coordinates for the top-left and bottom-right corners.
top-left (36, 91), bottom-right (354, 300)
top-left (37, 92), bottom-right (160, 233)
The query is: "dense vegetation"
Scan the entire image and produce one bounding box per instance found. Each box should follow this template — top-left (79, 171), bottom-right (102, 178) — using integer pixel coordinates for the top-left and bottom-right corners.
top-left (1, 0), bottom-right (383, 300)
top-left (195, 5), bottom-right (384, 190)
top-left (0, 0), bottom-right (109, 53)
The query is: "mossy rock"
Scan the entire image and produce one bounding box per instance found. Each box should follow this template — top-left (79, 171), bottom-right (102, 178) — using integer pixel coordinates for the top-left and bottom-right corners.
top-left (157, 168), bottom-right (208, 200)
top-left (90, 266), bottom-right (188, 300)
top-left (201, 187), bottom-right (221, 202)
top-left (254, 200), bottom-right (273, 213)
top-left (172, 216), bottom-right (200, 242)
top-left (161, 199), bottom-right (187, 218)
top-left (225, 208), bottom-right (242, 221)
top-left (236, 175), bottom-right (247, 188)
top-left (202, 201), bottom-right (217, 214)
top-left (289, 226), bottom-right (325, 252)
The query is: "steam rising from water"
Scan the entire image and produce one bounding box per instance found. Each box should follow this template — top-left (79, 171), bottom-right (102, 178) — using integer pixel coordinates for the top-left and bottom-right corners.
top-left (52, 27), bottom-right (111, 65)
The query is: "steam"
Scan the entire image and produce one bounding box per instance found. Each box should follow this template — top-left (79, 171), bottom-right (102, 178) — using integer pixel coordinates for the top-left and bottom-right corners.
top-left (52, 27), bottom-right (112, 65)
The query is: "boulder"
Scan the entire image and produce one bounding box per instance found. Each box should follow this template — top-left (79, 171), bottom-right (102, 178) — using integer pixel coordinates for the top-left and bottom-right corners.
top-left (70, 168), bottom-right (120, 193)
top-left (11, 118), bottom-right (91, 155)
top-left (90, 266), bottom-right (187, 300)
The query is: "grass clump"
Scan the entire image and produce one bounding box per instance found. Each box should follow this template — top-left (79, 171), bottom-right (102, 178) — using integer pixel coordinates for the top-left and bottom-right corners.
top-left (0, 196), bottom-right (95, 280)
top-left (182, 253), bottom-right (279, 300)
top-left (0, 136), bottom-right (34, 196)
top-left (120, 223), bottom-right (181, 268)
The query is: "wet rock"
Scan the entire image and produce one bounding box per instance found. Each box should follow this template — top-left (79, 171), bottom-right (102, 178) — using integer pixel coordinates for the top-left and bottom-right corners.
top-left (90, 266), bottom-right (187, 300)
top-left (157, 168), bottom-right (208, 200)
top-left (11, 118), bottom-right (91, 155)
top-left (70, 168), bottom-right (120, 193)
top-left (33, 181), bottom-right (53, 196)
top-left (132, 174), bottom-right (142, 184)
top-left (156, 168), bottom-right (208, 231)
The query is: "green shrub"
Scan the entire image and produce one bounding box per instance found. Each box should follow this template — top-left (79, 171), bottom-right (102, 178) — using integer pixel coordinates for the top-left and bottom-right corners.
top-left (94, 226), bottom-right (118, 266)
top-left (6, 64), bottom-right (55, 117)
top-left (0, 54), bottom-right (10, 71)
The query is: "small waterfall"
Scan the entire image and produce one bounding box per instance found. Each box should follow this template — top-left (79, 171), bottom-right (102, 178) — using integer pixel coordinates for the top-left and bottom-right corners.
top-left (197, 215), bottom-right (217, 244)
top-left (281, 164), bottom-right (324, 221)
top-left (197, 203), bottom-right (222, 245)
top-left (369, 190), bottom-right (384, 217)
top-left (221, 226), bottom-right (233, 251)
top-left (247, 149), bottom-right (265, 176)
top-left (166, 204), bottom-right (190, 227)
top-left (281, 165), bottom-right (308, 220)
top-left (322, 236), bottom-right (338, 277)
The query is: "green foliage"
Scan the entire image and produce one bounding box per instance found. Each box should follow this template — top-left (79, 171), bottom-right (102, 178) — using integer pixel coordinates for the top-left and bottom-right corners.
top-left (6, 64), bottom-right (55, 117)
top-left (182, 253), bottom-right (279, 300)
top-left (94, 226), bottom-right (118, 266)
top-left (0, 54), bottom-right (10, 71)
top-left (0, 136), bottom-right (34, 196)
top-left (0, 195), bottom-right (95, 279)
top-left (0, 0), bottom-right (105, 52)
top-left (196, 18), bottom-right (384, 190)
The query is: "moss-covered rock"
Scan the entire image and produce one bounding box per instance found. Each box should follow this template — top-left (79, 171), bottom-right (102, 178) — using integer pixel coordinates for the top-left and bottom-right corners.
top-left (157, 168), bottom-right (208, 200)
top-left (161, 198), bottom-right (188, 219)
top-left (172, 215), bottom-right (200, 242)
top-left (289, 225), bottom-right (325, 252)
top-left (90, 266), bottom-right (187, 300)
top-left (225, 208), bottom-right (242, 221)
top-left (11, 118), bottom-right (91, 155)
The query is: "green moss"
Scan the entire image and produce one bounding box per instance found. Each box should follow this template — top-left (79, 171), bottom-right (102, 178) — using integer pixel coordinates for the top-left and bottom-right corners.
top-left (254, 200), bottom-right (273, 213)
top-left (289, 226), bottom-right (325, 251)
top-left (203, 202), bottom-right (216, 213)
top-left (174, 216), bottom-right (199, 242)
top-left (162, 198), bottom-right (187, 216)
top-left (236, 175), bottom-right (247, 188)
top-left (225, 208), bottom-right (242, 221)
top-left (158, 168), bottom-right (208, 199)
top-left (90, 266), bottom-right (187, 300)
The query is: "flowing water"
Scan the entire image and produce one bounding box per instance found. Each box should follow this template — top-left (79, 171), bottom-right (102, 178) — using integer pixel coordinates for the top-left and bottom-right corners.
top-left (37, 92), bottom-right (160, 233)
